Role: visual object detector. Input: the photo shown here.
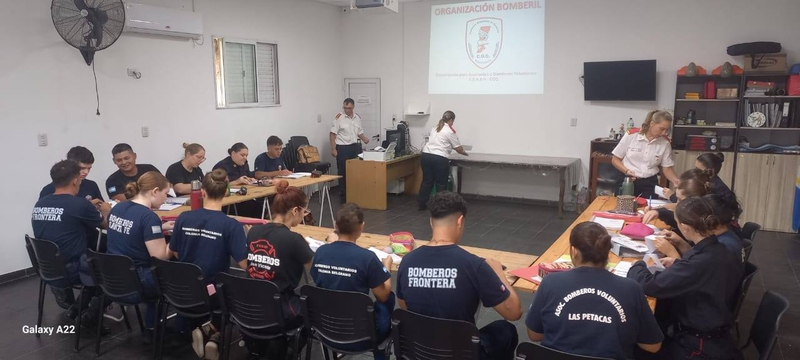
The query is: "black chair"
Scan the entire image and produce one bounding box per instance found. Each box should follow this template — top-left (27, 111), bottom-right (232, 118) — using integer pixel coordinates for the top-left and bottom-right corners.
top-left (25, 235), bottom-right (87, 351)
top-left (741, 222), bottom-right (761, 242)
top-left (300, 285), bottom-right (391, 360)
top-left (516, 342), bottom-right (614, 360)
top-left (733, 261), bottom-right (758, 341)
top-left (741, 291), bottom-right (790, 360)
top-left (86, 250), bottom-right (149, 356)
top-left (289, 136), bottom-right (331, 174)
top-left (742, 238), bottom-right (754, 265)
top-left (216, 273), bottom-right (304, 360)
top-left (151, 258), bottom-right (220, 360)
top-left (391, 308), bottom-right (480, 360)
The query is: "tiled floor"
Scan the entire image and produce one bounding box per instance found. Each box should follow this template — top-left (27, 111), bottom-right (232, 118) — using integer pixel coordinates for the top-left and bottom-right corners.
top-left (2, 191), bottom-right (798, 359)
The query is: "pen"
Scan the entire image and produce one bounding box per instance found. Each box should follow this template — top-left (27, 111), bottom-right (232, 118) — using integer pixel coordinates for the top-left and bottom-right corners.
top-left (649, 196), bottom-right (652, 209)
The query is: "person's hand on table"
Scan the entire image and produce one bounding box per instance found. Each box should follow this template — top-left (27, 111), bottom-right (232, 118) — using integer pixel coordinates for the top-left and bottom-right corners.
top-left (654, 238), bottom-right (680, 258)
top-left (485, 258), bottom-right (505, 274)
top-left (642, 210), bottom-right (659, 224)
top-left (660, 257), bottom-right (676, 268)
top-left (325, 231), bottom-right (339, 242)
top-left (382, 254), bottom-right (393, 270)
top-left (162, 221), bottom-right (175, 232)
top-left (661, 188), bottom-right (674, 200)
top-left (279, 170), bottom-right (292, 176)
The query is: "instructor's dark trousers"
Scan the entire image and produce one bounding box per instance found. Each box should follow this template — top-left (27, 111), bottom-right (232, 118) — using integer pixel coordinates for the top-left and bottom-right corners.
top-left (336, 143), bottom-right (362, 200)
top-left (418, 152), bottom-right (450, 209)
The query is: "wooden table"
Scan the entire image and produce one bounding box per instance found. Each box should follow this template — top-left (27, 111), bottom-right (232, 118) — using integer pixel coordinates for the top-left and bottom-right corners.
top-left (346, 154), bottom-right (423, 210)
top-left (449, 153), bottom-right (581, 218)
top-left (156, 175), bottom-right (340, 227)
top-left (511, 196), bottom-right (661, 310)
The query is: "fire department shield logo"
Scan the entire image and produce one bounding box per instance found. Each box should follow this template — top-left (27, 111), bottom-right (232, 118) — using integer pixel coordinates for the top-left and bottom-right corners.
top-left (465, 17), bottom-right (503, 69)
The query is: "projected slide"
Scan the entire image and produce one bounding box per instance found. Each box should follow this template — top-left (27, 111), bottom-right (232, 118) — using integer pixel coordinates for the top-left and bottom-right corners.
top-left (428, 0), bottom-right (545, 95)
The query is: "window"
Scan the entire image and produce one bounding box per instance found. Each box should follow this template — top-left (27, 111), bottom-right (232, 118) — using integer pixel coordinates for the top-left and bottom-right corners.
top-left (213, 37), bottom-right (280, 108)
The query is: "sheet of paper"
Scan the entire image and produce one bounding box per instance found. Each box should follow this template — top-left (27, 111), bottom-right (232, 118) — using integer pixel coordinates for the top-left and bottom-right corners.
top-left (612, 262), bottom-right (632, 277)
top-left (644, 235), bottom-right (659, 253)
top-left (165, 196), bottom-right (189, 205)
top-left (611, 234), bottom-right (650, 253)
top-left (644, 253), bottom-right (665, 274)
top-left (654, 185), bottom-right (666, 199)
top-left (158, 203), bottom-right (182, 211)
top-left (168, 188), bottom-right (177, 197)
top-left (591, 216), bottom-right (625, 230)
top-left (647, 199), bottom-right (670, 209)
top-left (277, 172), bottom-right (312, 179)
top-left (304, 236), bottom-right (327, 252)
top-left (368, 247), bottom-right (403, 264)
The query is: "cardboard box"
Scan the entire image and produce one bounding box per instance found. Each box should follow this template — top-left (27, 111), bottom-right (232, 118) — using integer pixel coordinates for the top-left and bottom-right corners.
top-left (744, 53), bottom-right (788, 73)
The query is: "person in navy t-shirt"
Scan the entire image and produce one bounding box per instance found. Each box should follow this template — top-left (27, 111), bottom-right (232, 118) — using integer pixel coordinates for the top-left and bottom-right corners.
top-left (526, 222), bottom-right (663, 359)
top-left (311, 203), bottom-right (394, 360)
top-left (105, 143), bottom-right (161, 201)
top-left (106, 171), bottom-right (174, 338)
top-left (32, 160), bottom-right (111, 323)
top-left (213, 142), bottom-right (256, 185)
top-left (39, 146), bottom-right (104, 202)
top-left (254, 136), bottom-right (291, 179)
top-left (396, 192), bottom-right (522, 360)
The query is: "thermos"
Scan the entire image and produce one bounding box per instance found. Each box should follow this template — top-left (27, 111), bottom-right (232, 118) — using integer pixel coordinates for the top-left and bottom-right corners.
top-left (190, 180), bottom-right (202, 210)
top-left (620, 176), bottom-right (635, 196)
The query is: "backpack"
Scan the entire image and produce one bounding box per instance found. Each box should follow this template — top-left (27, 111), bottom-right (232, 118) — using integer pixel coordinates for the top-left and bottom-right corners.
top-left (297, 145), bottom-right (321, 163)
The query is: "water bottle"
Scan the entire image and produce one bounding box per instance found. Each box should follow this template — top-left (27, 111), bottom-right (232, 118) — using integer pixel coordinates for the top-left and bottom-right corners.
top-left (627, 117), bottom-right (634, 130)
top-left (620, 176), bottom-right (635, 196)
top-left (190, 180), bottom-right (203, 210)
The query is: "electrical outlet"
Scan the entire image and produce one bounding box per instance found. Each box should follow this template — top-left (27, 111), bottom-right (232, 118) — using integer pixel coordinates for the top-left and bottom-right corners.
top-left (570, 117), bottom-right (578, 126)
top-left (141, 126), bottom-right (149, 138)
top-left (38, 133), bottom-right (48, 147)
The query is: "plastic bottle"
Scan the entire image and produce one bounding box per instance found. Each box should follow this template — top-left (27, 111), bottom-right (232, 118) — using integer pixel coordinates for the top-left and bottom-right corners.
top-left (609, 128), bottom-right (615, 139)
top-left (627, 117), bottom-right (634, 130)
top-left (190, 180), bottom-right (203, 210)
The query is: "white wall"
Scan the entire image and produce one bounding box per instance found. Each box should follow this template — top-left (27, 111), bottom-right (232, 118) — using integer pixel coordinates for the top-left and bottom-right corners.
top-left (0, 0), bottom-right (343, 275)
top-left (342, 0), bottom-right (800, 200)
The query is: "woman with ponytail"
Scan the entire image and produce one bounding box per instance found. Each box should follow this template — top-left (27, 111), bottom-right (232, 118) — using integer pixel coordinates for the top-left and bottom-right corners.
top-left (611, 110), bottom-right (680, 198)
top-left (213, 142), bottom-right (256, 186)
top-left (166, 142), bottom-right (206, 195)
top-left (418, 110), bottom-right (468, 210)
top-left (107, 171), bottom-right (174, 340)
top-left (628, 197), bottom-right (744, 360)
top-left (526, 222), bottom-right (663, 359)
top-left (244, 180), bottom-right (314, 358)
top-left (663, 152), bottom-right (732, 201)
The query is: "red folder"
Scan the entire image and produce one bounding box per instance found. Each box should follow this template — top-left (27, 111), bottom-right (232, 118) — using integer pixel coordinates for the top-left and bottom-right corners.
top-left (510, 265), bottom-right (541, 285)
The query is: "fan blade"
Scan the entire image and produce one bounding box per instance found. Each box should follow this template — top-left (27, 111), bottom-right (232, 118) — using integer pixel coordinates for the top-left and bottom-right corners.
top-left (73, 0), bottom-right (90, 11)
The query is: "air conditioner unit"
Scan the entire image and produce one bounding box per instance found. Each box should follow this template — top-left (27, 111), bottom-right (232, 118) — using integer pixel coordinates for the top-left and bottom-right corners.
top-left (124, 2), bottom-right (203, 40)
top-left (351, 0), bottom-right (399, 13)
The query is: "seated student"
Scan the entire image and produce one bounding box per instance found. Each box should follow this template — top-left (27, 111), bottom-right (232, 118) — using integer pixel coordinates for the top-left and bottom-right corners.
top-left (40, 146), bottom-right (104, 201)
top-left (245, 180), bottom-right (314, 358)
top-left (642, 172), bottom-right (711, 226)
top-left (106, 143), bottom-right (160, 202)
top-left (254, 136), bottom-right (292, 179)
top-left (106, 171), bottom-right (174, 341)
top-left (166, 143), bottom-right (206, 196)
top-left (628, 197), bottom-right (743, 360)
top-left (32, 160), bottom-right (111, 326)
top-left (169, 169), bottom-right (248, 359)
top-left (526, 222), bottom-right (662, 359)
top-left (213, 142), bottom-right (256, 186)
top-left (396, 192), bottom-right (522, 360)
top-left (664, 152), bottom-right (731, 201)
top-left (311, 203), bottom-right (394, 360)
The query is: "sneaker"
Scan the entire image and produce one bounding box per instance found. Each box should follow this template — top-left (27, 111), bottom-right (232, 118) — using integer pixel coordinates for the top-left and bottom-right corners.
top-left (191, 327), bottom-right (206, 358)
top-left (204, 333), bottom-right (220, 360)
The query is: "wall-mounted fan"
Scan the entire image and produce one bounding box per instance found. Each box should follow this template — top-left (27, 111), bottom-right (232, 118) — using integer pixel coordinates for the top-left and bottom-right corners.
top-left (51, 0), bottom-right (125, 65)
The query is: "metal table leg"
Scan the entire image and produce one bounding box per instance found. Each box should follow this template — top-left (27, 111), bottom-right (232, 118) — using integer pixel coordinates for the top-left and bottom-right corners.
top-left (558, 166), bottom-right (566, 219)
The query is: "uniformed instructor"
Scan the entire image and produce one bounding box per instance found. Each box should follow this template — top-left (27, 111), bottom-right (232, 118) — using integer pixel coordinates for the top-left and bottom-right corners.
top-left (330, 98), bottom-right (370, 202)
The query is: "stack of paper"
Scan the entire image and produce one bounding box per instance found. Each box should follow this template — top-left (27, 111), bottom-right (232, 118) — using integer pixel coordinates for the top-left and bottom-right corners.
top-left (368, 247), bottom-right (403, 264)
top-left (612, 262), bottom-right (632, 277)
top-left (278, 172), bottom-right (312, 179)
top-left (165, 196), bottom-right (189, 205)
top-left (592, 216), bottom-right (624, 231)
top-left (304, 236), bottom-right (327, 252)
top-left (158, 203), bottom-right (182, 211)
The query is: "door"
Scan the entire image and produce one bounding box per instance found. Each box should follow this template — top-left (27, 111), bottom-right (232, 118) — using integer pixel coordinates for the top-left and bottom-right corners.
top-left (734, 153), bottom-right (773, 227)
top-left (763, 155), bottom-right (800, 232)
top-left (344, 78), bottom-right (381, 149)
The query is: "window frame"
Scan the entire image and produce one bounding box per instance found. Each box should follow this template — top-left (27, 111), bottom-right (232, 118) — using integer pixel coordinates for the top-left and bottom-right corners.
top-left (213, 36), bottom-right (281, 109)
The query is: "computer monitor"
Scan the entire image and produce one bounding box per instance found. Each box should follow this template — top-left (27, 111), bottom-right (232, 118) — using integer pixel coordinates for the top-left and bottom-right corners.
top-left (384, 128), bottom-right (405, 157)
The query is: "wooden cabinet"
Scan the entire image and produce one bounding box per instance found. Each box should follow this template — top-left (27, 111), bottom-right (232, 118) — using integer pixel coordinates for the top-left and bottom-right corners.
top-left (671, 150), bottom-right (734, 188)
top-left (734, 153), bottom-right (800, 232)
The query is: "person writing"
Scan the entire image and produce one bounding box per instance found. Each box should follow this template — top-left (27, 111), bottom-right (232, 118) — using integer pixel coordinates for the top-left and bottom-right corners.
top-left (106, 143), bottom-right (160, 202)
top-left (40, 146), bottom-right (104, 202)
top-left (330, 98), bottom-right (370, 202)
top-left (396, 192), bottom-right (521, 360)
top-left (213, 142), bottom-right (256, 186)
top-left (611, 110), bottom-right (679, 198)
top-left (418, 111), bottom-right (468, 211)
top-left (526, 222), bottom-right (662, 359)
top-left (106, 171), bottom-right (174, 341)
top-left (311, 203), bottom-right (394, 360)
top-left (663, 152), bottom-right (731, 201)
top-left (254, 136), bottom-right (291, 179)
top-left (628, 197), bottom-right (743, 359)
top-left (165, 143), bottom-right (206, 196)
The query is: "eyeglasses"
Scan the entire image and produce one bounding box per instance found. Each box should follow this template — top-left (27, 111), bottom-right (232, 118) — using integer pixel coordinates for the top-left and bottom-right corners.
top-left (297, 207), bottom-right (311, 215)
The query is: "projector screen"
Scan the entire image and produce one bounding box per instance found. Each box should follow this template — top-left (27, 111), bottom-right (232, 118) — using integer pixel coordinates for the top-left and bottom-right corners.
top-left (429, 0), bottom-right (545, 95)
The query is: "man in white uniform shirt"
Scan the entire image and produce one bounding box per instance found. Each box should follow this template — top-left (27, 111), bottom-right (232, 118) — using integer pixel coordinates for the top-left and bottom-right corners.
top-left (330, 98), bottom-right (370, 202)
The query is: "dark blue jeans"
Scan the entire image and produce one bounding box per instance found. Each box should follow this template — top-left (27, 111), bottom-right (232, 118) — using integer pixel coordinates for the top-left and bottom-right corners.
top-left (478, 320), bottom-right (518, 360)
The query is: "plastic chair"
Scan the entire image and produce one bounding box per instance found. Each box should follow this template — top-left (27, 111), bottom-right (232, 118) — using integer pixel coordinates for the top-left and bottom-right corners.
top-left (742, 238), bottom-right (754, 266)
top-left (25, 235), bottom-right (86, 351)
top-left (216, 273), bottom-right (304, 360)
top-left (289, 136), bottom-right (331, 174)
top-left (86, 250), bottom-right (148, 356)
top-left (732, 262), bottom-right (758, 341)
top-left (741, 222), bottom-right (761, 243)
top-left (740, 291), bottom-right (790, 360)
top-left (300, 285), bottom-right (391, 360)
top-left (391, 308), bottom-right (480, 360)
top-left (151, 258), bottom-right (219, 360)
top-left (516, 342), bottom-right (614, 360)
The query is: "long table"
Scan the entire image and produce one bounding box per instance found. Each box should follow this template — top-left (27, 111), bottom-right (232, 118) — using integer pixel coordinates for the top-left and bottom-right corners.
top-left (155, 175), bottom-right (340, 227)
top-left (449, 153), bottom-right (581, 218)
top-left (511, 196), bottom-right (661, 310)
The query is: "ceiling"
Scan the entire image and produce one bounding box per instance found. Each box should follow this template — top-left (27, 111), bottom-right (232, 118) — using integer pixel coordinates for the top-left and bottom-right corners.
top-left (314, 0), bottom-right (430, 7)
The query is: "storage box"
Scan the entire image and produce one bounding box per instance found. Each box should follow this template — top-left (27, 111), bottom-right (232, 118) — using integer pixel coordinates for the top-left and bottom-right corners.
top-left (744, 53), bottom-right (788, 73)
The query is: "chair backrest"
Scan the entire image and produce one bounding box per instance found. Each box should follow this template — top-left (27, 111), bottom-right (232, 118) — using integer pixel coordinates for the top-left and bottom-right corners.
top-left (742, 238), bottom-right (754, 264)
top-left (290, 136), bottom-right (311, 149)
top-left (24, 235), bottom-right (41, 275)
top-left (86, 249), bottom-right (143, 301)
top-left (216, 273), bottom-right (288, 337)
top-left (748, 291), bottom-right (790, 360)
top-left (391, 308), bottom-right (481, 360)
top-left (741, 222), bottom-right (761, 242)
top-left (150, 258), bottom-right (211, 315)
top-left (281, 142), bottom-right (296, 172)
top-left (731, 261), bottom-right (758, 316)
top-left (26, 236), bottom-right (68, 283)
top-left (516, 342), bottom-right (614, 360)
top-left (299, 285), bottom-right (378, 346)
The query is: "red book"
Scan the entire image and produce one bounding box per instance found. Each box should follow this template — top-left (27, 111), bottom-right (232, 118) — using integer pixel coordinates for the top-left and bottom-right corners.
top-left (510, 265), bottom-right (541, 285)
